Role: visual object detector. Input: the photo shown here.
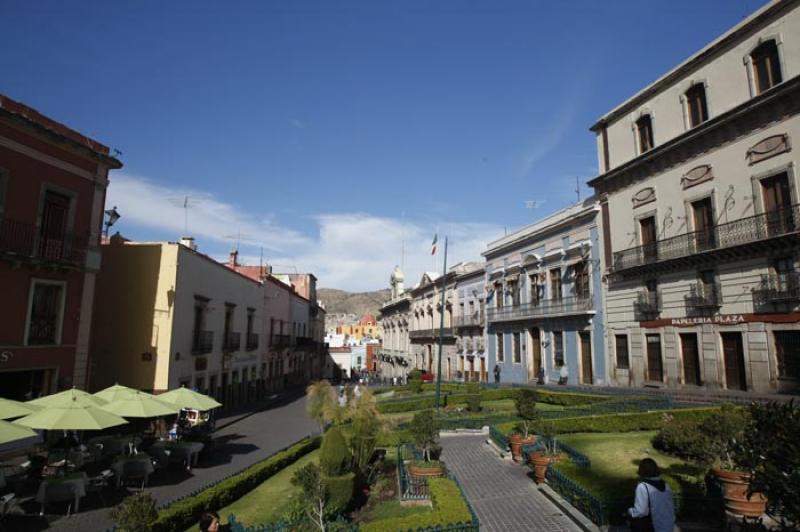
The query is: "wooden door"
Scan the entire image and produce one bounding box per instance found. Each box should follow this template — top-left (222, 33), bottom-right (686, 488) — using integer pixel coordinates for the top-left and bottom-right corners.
top-left (580, 332), bottom-right (593, 384)
top-left (640, 217), bottom-right (657, 262)
top-left (722, 333), bottom-right (747, 391)
top-left (529, 328), bottom-right (542, 382)
top-left (680, 333), bottom-right (702, 385)
top-left (774, 331), bottom-right (800, 379)
top-left (39, 191), bottom-right (70, 259)
top-left (480, 357), bottom-right (486, 382)
top-left (762, 173), bottom-right (793, 235)
top-left (646, 334), bottom-right (664, 382)
top-left (692, 198), bottom-right (715, 250)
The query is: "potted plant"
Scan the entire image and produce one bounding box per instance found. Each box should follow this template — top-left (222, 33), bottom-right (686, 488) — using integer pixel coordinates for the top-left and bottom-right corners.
top-left (407, 409), bottom-right (444, 478)
top-left (509, 389), bottom-right (539, 462)
top-left (529, 421), bottom-right (560, 484)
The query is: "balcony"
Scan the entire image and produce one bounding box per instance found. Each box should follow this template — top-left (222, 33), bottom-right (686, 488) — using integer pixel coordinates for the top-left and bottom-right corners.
top-left (192, 330), bottom-right (214, 354)
top-left (752, 272), bottom-right (800, 307)
top-left (246, 333), bottom-right (259, 351)
top-left (613, 205), bottom-right (800, 274)
top-left (296, 336), bottom-right (314, 347)
top-left (453, 314), bottom-right (484, 328)
top-left (0, 217), bottom-right (89, 268)
top-left (634, 290), bottom-right (662, 319)
top-left (271, 334), bottom-right (291, 347)
top-left (409, 327), bottom-right (454, 339)
top-left (685, 283), bottom-right (722, 313)
top-left (486, 294), bottom-right (594, 323)
top-left (223, 331), bottom-right (241, 351)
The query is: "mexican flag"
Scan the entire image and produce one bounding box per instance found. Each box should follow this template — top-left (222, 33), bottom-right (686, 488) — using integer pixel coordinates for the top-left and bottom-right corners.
top-left (431, 234), bottom-right (438, 255)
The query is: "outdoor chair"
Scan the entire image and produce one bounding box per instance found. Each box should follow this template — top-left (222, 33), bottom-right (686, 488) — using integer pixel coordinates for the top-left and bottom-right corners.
top-left (39, 481), bottom-right (80, 516)
top-left (0, 493), bottom-right (16, 529)
top-left (119, 461), bottom-right (149, 490)
top-left (86, 470), bottom-right (113, 505)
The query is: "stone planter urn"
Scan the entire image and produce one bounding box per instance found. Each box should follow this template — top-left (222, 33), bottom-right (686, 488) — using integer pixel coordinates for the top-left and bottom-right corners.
top-left (530, 452), bottom-right (552, 484)
top-left (712, 467), bottom-right (767, 518)
top-left (408, 462), bottom-right (444, 478)
top-left (509, 433), bottom-right (536, 463)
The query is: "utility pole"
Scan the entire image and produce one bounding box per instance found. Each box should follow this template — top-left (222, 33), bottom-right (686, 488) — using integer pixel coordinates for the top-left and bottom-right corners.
top-left (434, 237), bottom-right (448, 410)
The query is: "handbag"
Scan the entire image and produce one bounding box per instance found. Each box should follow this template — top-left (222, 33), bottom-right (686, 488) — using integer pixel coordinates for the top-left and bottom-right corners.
top-left (628, 483), bottom-right (654, 532)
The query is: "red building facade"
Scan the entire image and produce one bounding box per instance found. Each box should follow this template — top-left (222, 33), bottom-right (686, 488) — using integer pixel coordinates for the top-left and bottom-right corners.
top-left (0, 95), bottom-right (122, 400)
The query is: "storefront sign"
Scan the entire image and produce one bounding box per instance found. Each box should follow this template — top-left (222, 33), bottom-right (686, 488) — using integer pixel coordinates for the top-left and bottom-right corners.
top-left (0, 351), bottom-right (13, 363)
top-left (641, 312), bottom-right (800, 328)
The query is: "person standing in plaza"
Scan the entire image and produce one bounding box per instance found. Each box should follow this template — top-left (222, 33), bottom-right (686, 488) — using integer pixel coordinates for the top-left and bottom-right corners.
top-left (627, 458), bottom-right (675, 532)
top-left (493, 364), bottom-right (500, 384)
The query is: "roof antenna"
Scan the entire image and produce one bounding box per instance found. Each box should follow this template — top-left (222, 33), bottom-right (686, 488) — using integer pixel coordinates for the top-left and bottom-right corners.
top-left (167, 195), bottom-right (202, 235)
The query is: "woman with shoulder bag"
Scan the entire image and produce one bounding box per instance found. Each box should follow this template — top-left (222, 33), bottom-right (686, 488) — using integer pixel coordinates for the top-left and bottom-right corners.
top-left (627, 458), bottom-right (675, 532)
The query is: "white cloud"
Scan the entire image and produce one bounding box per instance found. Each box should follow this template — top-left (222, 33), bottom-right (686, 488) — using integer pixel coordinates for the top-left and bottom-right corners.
top-left (106, 174), bottom-right (504, 292)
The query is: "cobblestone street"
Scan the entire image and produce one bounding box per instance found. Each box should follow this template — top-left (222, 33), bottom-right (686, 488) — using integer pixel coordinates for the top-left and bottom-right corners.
top-left (441, 434), bottom-right (583, 532)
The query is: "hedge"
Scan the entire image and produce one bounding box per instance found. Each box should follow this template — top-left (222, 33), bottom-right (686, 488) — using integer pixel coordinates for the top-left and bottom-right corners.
top-left (324, 472), bottom-right (355, 515)
top-left (360, 478), bottom-right (474, 532)
top-left (378, 388), bottom-right (610, 413)
top-left (494, 407), bottom-right (720, 435)
top-left (152, 437), bottom-right (320, 532)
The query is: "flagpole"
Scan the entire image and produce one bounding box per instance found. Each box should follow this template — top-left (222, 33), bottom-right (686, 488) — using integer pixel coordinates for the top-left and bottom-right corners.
top-left (435, 237), bottom-right (448, 411)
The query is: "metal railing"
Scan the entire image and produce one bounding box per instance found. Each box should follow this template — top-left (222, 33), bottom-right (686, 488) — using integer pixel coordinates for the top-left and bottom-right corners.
top-left (246, 333), bottom-right (259, 351)
top-left (685, 282), bottom-right (722, 311)
top-left (271, 334), bottom-right (291, 347)
top-left (634, 290), bottom-right (661, 317)
top-left (0, 217), bottom-right (88, 266)
top-left (192, 330), bottom-right (214, 354)
top-left (409, 327), bottom-right (454, 339)
top-left (486, 294), bottom-right (594, 322)
top-left (397, 444), bottom-right (428, 500)
top-left (613, 204), bottom-right (800, 271)
top-left (752, 272), bottom-right (800, 306)
top-left (223, 331), bottom-right (241, 351)
top-left (295, 336), bottom-right (313, 346)
top-left (453, 314), bottom-right (484, 328)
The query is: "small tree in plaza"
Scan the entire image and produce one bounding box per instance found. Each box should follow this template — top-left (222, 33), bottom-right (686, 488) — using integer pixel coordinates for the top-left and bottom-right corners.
top-left (410, 409), bottom-right (440, 462)
top-left (349, 390), bottom-right (383, 475)
top-left (292, 463), bottom-right (330, 532)
top-left (306, 380), bottom-right (340, 432)
top-left (515, 389), bottom-right (540, 439)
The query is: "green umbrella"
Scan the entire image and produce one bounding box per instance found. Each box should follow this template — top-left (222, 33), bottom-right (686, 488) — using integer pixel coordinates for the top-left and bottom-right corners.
top-left (14, 396), bottom-right (128, 431)
top-left (93, 384), bottom-right (142, 403)
top-left (0, 397), bottom-right (43, 420)
top-left (28, 387), bottom-right (108, 408)
top-left (0, 419), bottom-right (37, 445)
top-left (158, 387), bottom-right (222, 411)
top-left (101, 391), bottom-right (181, 418)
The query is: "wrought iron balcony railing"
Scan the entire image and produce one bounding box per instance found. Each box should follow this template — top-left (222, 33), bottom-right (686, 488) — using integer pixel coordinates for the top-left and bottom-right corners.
top-left (246, 333), bottom-right (259, 351)
top-left (192, 330), bottom-right (214, 354)
top-left (0, 217), bottom-right (89, 267)
top-left (685, 283), bottom-right (722, 312)
top-left (296, 336), bottom-right (314, 347)
top-left (271, 334), bottom-right (292, 347)
top-left (634, 290), bottom-right (662, 318)
top-left (613, 205), bottom-right (800, 272)
top-left (408, 327), bottom-right (454, 339)
top-left (223, 331), bottom-right (241, 351)
top-left (752, 272), bottom-right (800, 306)
top-left (453, 314), bottom-right (484, 328)
top-left (486, 294), bottom-right (594, 322)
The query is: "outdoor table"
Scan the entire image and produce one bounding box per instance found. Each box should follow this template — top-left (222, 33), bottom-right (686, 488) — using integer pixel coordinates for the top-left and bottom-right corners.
top-left (111, 454), bottom-right (155, 488)
top-left (36, 471), bottom-right (87, 515)
top-left (151, 440), bottom-right (204, 470)
top-left (88, 435), bottom-right (142, 456)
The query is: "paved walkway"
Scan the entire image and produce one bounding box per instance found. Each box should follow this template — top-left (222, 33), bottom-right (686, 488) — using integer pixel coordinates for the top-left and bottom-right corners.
top-left (441, 434), bottom-right (583, 532)
top-left (42, 392), bottom-right (318, 531)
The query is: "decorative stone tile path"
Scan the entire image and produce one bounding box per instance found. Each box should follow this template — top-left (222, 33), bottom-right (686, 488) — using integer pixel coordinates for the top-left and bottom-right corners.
top-left (441, 434), bottom-right (584, 532)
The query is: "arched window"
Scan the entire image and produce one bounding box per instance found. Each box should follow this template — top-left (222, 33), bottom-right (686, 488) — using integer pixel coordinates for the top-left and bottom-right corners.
top-left (685, 83), bottom-right (708, 127)
top-left (636, 114), bottom-right (654, 154)
top-left (751, 40), bottom-right (782, 94)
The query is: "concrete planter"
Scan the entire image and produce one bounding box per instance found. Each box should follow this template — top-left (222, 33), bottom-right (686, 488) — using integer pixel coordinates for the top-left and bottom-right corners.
top-left (712, 467), bottom-right (767, 518)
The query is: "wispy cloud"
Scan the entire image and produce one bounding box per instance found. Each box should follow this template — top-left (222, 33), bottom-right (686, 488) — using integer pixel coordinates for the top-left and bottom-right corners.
top-left (289, 118), bottom-right (306, 129)
top-left (106, 174), bottom-right (504, 292)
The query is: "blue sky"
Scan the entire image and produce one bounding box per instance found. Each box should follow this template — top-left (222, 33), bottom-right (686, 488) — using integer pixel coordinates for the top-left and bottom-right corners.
top-left (1, 0), bottom-right (766, 291)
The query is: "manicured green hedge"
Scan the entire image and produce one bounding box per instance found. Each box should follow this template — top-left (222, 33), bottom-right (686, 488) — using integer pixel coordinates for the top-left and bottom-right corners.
top-left (153, 437), bottom-right (320, 532)
top-left (324, 472), bottom-right (355, 515)
top-left (377, 388), bottom-right (610, 413)
top-left (495, 407), bottom-right (720, 435)
top-left (360, 478), bottom-right (474, 532)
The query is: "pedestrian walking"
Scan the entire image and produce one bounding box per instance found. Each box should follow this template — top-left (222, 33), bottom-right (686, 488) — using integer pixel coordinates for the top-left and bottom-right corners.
top-left (493, 364), bottom-right (500, 384)
top-left (627, 458), bottom-right (675, 532)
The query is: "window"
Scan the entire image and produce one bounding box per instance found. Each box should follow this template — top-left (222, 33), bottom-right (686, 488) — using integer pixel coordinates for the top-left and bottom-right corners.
top-left (573, 261), bottom-right (589, 299)
top-left (685, 84), bottom-right (708, 127)
top-left (246, 308), bottom-right (255, 337)
top-left (509, 281), bottom-right (520, 306)
top-left (496, 333), bottom-right (504, 362)
top-left (615, 335), bottom-right (629, 369)
top-left (513, 332), bottom-right (521, 363)
top-left (495, 282), bottom-right (503, 308)
top-left (751, 40), bottom-right (782, 94)
top-left (550, 268), bottom-right (562, 301)
top-left (553, 331), bottom-right (564, 367)
top-left (529, 274), bottom-right (541, 305)
top-left (38, 190), bottom-right (71, 260)
top-left (26, 281), bottom-right (65, 345)
top-left (636, 115), bottom-right (654, 153)
top-left (774, 331), bottom-right (800, 379)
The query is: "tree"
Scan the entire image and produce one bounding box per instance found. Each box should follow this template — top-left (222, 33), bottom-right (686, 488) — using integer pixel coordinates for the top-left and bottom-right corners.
top-left (350, 390), bottom-right (383, 474)
top-left (292, 463), bottom-right (329, 532)
top-left (320, 425), bottom-right (351, 476)
top-left (515, 389), bottom-right (540, 439)
top-left (410, 409), bottom-right (440, 461)
top-left (110, 491), bottom-right (157, 532)
top-left (306, 380), bottom-right (340, 432)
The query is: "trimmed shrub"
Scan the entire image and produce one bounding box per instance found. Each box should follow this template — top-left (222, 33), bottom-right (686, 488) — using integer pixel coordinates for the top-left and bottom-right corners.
top-left (653, 404), bottom-right (747, 465)
top-left (465, 394), bottom-right (481, 412)
top-left (323, 472), bottom-right (355, 515)
top-left (407, 378), bottom-right (423, 394)
top-left (111, 491), bottom-right (158, 531)
top-left (153, 437), bottom-right (320, 532)
top-left (360, 477), bottom-right (474, 532)
top-left (320, 426), bottom-right (351, 476)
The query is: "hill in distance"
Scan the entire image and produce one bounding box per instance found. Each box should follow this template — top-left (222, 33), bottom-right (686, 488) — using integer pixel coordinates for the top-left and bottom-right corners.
top-left (318, 288), bottom-right (391, 318)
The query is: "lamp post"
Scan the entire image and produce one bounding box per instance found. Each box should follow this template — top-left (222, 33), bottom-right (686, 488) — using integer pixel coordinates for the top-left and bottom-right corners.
top-left (103, 206), bottom-right (121, 237)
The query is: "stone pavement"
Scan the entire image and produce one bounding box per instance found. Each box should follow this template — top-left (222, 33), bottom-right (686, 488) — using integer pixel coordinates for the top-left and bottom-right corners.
top-left (441, 434), bottom-right (584, 532)
top-left (42, 392), bottom-right (318, 531)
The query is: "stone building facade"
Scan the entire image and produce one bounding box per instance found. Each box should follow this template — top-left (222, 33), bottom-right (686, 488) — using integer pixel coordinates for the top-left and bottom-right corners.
top-left (589, 0), bottom-right (800, 393)
top-left (377, 266), bottom-right (411, 380)
top-left (453, 263), bottom-right (487, 382)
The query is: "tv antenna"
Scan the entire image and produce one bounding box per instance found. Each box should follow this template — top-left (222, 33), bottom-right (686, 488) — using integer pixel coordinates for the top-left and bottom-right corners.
top-left (223, 230), bottom-right (254, 251)
top-left (167, 195), bottom-right (203, 235)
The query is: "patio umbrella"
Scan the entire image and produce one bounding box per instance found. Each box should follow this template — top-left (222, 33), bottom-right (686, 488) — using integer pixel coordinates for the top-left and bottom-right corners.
top-left (93, 384), bottom-right (143, 403)
top-left (28, 387), bottom-right (108, 408)
top-left (0, 419), bottom-right (37, 445)
top-left (101, 391), bottom-right (181, 418)
top-left (157, 386), bottom-right (222, 411)
top-left (0, 397), bottom-right (43, 420)
top-left (14, 396), bottom-right (128, 431)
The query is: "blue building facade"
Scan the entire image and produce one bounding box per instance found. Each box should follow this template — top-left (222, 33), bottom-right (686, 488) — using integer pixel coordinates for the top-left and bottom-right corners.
top-left (483, 198), bottom-right (607, 386)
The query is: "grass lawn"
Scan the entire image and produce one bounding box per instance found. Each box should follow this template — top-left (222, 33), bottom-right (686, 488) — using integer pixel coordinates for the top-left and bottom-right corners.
top-left (361, 499), bottom-right (432, 521)
top-left (380, 400), bottom-right (563, 426)
top-left (214, 449), bottom-right (321, 526)
top-left (554, 432), bottom-right (705, 499)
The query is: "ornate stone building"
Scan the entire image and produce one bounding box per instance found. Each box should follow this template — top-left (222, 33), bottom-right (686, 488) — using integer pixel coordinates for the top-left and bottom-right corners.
top-left (377, 266), bottom-right (411, 380)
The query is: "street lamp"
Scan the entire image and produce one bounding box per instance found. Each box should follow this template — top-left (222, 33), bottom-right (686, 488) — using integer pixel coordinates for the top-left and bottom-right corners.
top-left (103, 206), bottom-right (121, 237)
